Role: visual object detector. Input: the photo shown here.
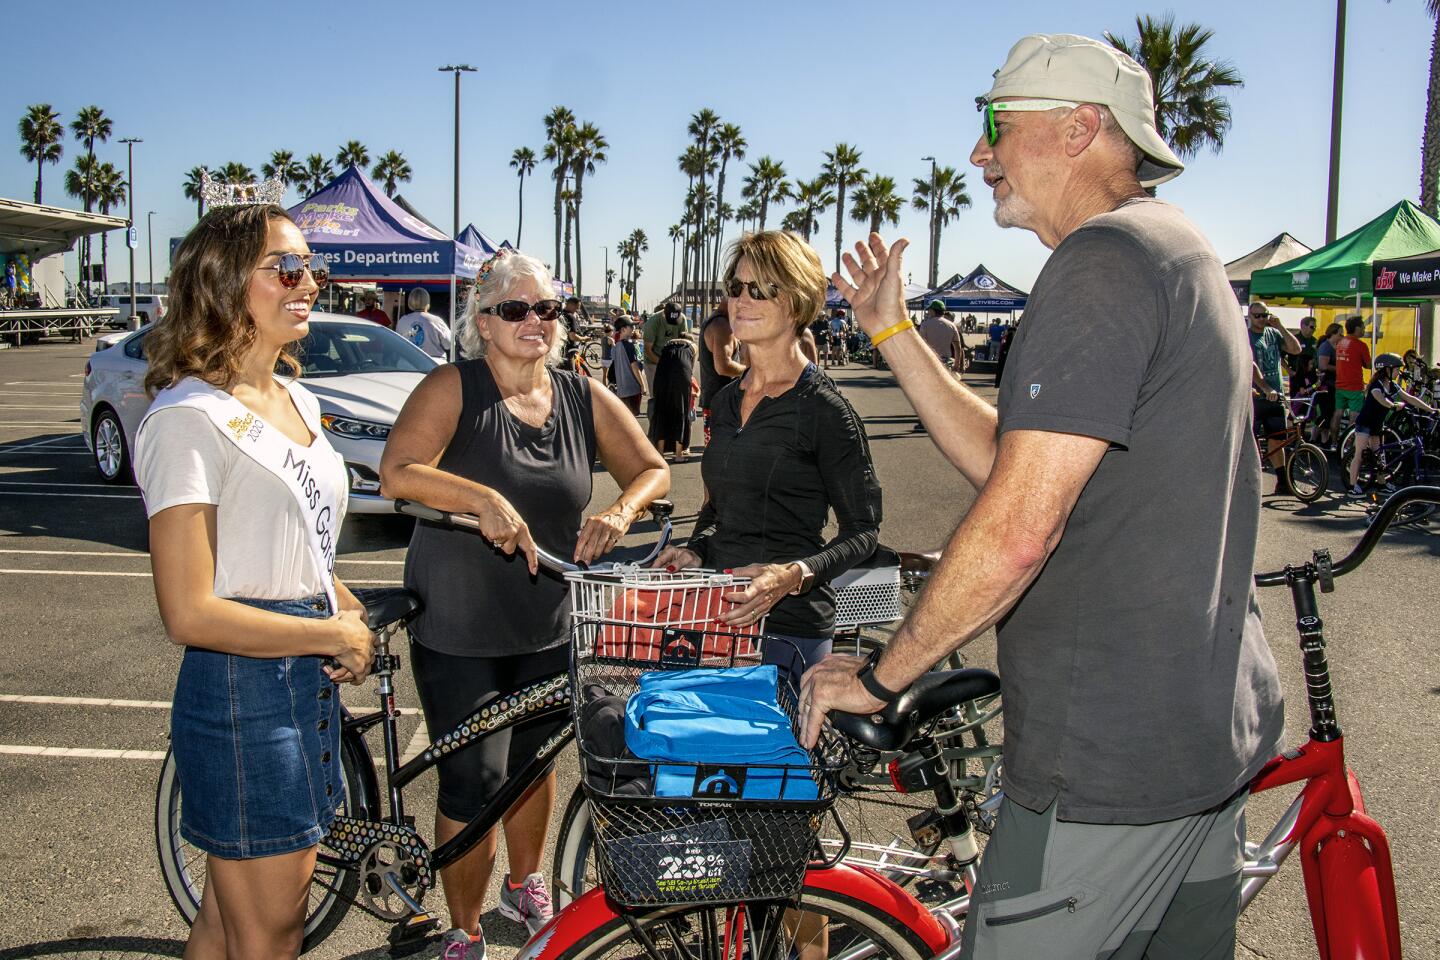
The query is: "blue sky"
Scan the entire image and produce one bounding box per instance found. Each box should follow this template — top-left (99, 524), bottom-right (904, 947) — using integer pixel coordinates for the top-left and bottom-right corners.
top-left (2, 0), bottom-right (1434, 308)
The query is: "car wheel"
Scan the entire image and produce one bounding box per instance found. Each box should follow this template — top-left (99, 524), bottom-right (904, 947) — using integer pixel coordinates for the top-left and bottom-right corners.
top-left (92, 408), bottom-right (134, 484)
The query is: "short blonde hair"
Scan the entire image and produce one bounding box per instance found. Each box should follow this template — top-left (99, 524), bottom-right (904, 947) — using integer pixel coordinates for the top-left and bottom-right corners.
top-left (458, 251), bottom-right (564, 364)
top-left (723, 231), bottom-right (827, 334)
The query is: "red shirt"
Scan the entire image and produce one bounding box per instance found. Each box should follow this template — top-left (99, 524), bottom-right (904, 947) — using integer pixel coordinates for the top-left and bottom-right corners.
top-left (1335, 336), bottom-right (1371, 391)
top-left (356, 307), bottom-right (393, 328)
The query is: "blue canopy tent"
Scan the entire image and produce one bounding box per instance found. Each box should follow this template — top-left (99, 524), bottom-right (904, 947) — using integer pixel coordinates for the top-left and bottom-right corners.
top-left (456, 223), bottom-right (508, 256)
top-left (827, 281), bottom-right (931, 308)
top-left (914, 264), bottom-right (1028, 313)
top-left (288, 166), bottom-right (487, 284)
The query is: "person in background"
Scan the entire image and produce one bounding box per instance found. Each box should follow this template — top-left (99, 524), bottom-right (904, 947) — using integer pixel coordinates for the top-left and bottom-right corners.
top-left (700, 299), bottom-right (746, 444)
top-left (399, 287), bottom-right (453, 361)
top-left (1247, 301), bottom-right (1301, 494)
top-left (649, 330), bottom-right (696, 462)
top-left (1330, 315), bottom-right (1372, 443)
top-left (1346, 352), bottom-right (1436, 494)
top-left (1286, 315), bottom-right (1318, 398)
top-left (919, 300), bottom-right (964, 374)
top-left (611, 317), bottom-right (648, 416)
top-left (827, 308), bottom-right (850, 365)
top-left (1311, 322), bottom-right (1343, 446)
top-left (354, 288), bottom-right (392, 328)
top-left (986, 317), bottom-right (1004, 359)
top-left (644, 302), bottom-right (687, 366)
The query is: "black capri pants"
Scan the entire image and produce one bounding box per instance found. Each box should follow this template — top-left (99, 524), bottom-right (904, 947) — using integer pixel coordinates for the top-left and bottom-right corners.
top-left (409, 640), bottom-right (570, 823)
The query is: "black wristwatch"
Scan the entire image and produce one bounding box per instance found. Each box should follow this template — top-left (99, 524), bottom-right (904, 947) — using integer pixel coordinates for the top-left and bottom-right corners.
top-left (856, 646), bottom-right (904, 703)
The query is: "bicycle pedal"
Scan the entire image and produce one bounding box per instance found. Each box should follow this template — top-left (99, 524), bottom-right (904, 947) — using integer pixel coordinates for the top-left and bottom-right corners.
top-left (389, 912), bottom-right (442, 946)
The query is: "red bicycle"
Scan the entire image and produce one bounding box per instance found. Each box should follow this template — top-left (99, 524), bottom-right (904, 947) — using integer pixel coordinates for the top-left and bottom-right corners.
top-left (519, 486), bottom-right (1437, 960)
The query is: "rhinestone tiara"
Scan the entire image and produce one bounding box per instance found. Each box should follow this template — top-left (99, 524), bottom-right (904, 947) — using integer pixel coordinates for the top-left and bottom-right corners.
top-left (200, 171), bottom-right (287, 209)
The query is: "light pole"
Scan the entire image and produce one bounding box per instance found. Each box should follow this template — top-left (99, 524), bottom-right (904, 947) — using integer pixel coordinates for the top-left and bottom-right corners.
top-left (1325, 0), bottom-right (1346, 244)
top-left (119, 137), bottom-right (142, 329)
top-left (921, 156), bottom-right (937, 289)
top-left (603, 245), bottom-right (610, 307)
top-left (438, 64), bottom-right (476, 361)
top-left (146, 211), bottom-right (155, 291)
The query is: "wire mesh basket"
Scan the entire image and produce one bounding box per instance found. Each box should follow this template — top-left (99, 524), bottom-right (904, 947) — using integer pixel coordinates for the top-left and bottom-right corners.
top-left (831, 565), bottom-right (903, 628)
top-left (565, 569), bottom-right (848, 907)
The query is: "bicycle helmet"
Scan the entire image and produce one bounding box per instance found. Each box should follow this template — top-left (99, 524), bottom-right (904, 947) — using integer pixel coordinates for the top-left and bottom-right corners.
top-left (1374, 352), bottom-right (1403, 371)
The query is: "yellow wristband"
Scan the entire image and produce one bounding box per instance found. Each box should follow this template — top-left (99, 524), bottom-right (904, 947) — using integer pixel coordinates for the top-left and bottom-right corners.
top-left (868, 319), bottom-right (915, 349)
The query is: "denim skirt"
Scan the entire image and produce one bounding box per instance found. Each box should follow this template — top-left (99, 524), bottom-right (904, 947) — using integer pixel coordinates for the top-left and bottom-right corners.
top-left (170, 595), bottom-right (345, 859)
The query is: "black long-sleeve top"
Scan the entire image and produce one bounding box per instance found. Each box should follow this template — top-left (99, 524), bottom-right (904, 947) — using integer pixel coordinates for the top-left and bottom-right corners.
top-left (686, 365), bottom-right (882, 637)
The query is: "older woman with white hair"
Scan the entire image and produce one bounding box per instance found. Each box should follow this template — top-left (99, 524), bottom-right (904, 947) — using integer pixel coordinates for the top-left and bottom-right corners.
top-left (379, 250), bottom-right (668, 958)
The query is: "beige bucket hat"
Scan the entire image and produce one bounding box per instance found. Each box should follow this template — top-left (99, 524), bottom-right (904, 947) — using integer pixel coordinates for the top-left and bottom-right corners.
top-left (982, 33), bottom-right (1184, 188)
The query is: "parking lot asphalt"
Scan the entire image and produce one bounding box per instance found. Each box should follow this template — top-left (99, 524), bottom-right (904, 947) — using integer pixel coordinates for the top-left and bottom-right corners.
top-left (0, 339), bottom-right (1436, 959)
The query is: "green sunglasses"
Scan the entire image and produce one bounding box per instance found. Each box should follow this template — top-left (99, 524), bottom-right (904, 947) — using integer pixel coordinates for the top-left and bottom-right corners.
top-left (977, 98), bottom-right (1081, 146)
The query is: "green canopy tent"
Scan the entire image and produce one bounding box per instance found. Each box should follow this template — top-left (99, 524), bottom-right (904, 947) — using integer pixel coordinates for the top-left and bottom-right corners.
top-left (1250, 200), bottom-right (1440, 358)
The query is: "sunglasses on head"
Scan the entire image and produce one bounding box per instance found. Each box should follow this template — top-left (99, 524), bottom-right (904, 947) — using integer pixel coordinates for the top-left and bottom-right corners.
top-left (258, 252), bottom-right (329, 289)
top-left (487, 298), bottom-right (562, 322)
top-left (977, 98), bottom-right (1081, 146)
top-left (724, 277), bottom-right (780, 301)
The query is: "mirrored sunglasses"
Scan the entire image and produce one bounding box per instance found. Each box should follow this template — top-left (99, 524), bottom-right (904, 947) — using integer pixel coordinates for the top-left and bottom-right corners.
top-left (259, 252), bottom-right (329, 289)
top-left (724, 277), bottom-right (780, 302)
top-left (489, 298), bottom-right (563, 322)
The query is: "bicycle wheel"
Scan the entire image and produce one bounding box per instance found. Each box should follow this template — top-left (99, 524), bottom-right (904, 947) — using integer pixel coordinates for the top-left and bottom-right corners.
top-left (583, 339), bottom-right (604, 370)
top-left (554, 784), bottom-right (598, 910)
top-left (1339, 427), bottom-right (1401, 488)
top-left (1286, 443), bottom-right (1330, 503)
top-left (543, 883), bottom-right (936, 960)
top-left (1390, 453), bottom-right (1440, 525)
top-left (154, 747), bottom-right (360, 951)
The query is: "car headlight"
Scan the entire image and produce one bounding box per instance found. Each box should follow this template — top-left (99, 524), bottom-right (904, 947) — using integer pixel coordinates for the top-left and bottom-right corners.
top-left (320, 414), bottom-right (391, 439)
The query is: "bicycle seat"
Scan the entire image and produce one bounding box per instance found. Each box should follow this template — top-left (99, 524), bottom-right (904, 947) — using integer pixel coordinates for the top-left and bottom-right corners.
top-left (898, 550), bottom-right (941, 574)
top-left (830, 668), bottom-right (1000, 752)
top-left (352, 587), bottom-right (423, 631)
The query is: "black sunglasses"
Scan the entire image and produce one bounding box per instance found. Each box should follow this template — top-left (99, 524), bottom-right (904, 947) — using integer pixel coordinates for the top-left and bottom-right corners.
top-left (487, 298), bottom-right (563, 322)
top-left (258, 252), bottom-right (329, 290)
top-left (724, 277), bottom-right (780, 302)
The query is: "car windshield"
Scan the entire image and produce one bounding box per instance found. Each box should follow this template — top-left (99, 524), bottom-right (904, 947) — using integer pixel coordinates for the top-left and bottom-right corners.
top-left (295, 321), bottom-right (438, 378)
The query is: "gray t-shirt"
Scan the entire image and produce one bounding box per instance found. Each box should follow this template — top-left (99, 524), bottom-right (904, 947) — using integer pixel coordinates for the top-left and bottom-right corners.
top-left (995, 198), bottom-right (1285, 825)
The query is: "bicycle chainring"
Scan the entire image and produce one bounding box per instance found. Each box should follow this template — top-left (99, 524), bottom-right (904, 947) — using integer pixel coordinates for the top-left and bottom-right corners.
top-left (322, 817), bottom-right (433, 922)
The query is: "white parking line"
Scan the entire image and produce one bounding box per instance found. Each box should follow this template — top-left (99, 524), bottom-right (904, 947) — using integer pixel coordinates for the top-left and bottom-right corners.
top-left (0, 492), bottom-right (141, 499)
top-left (0, 568), bottom-right (151, 576)
top-left (0, 745), bottom-right (166, 761)
top-left (0, 405), bottom-right (81, 410)
top-left (0, 549), bottom-right (401, 565)
top-left (402, 722), bottom-right (431, 764)
top-left (0, 392), bottom-right (83, 398)
top-left (0, 435), bottom-right (83, 455)
top-left (0, 481), bottom-right (123, 489)
top-left (0, 423), bottom-right (82, 428)
top-left (343, 579), bottom-right (404, 585)
top-left (0, 693), bottom-right (421, 716)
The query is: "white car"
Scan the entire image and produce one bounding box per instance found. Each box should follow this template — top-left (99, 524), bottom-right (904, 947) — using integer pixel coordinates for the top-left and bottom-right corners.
top-left (81, 313), bottom-right (439, 514)
top-left (98, 293), bottom-right (169, 328)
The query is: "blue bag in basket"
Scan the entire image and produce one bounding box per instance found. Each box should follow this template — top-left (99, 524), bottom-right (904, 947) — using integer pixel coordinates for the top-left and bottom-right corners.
top-left (623, 665), bottom-right (818, 801)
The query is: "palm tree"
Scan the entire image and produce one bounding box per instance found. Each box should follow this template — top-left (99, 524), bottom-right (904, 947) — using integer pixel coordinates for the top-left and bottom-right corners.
top-left (262, 150), bottom-right (306, 195)
top-left (561, 187), bottom-right (577, 282)
top-left (94, 162), bottom-right (126, 290)
top-left (734, 200), bottom-right (760, 233)
top-left (69, 106), bottom-right (111, 284)
top-left (182, 166), bottom-right (209, 221)
top-left (301, 154), bottom-right (333, 196)
top-left (544, 106), bottom-right (578, 276)
top-left (1104, 15), bottom-right (1243, 161)
top-left (788, 176), bottom-right (834, 244)
top-left (335, 140), bottom-right (370, 172)
top-left (627, 228), bottom-right (649, 309)
top-left (709, 123), bottom-right (747, 299)
top-left (569, 121), bottom-right (609, 298)
top-left (912, 167), bottom-right (971, 286)
top-left (1412, 1), bottom-right (1440, 213)
top-left (65, 155), bottom-right (102, 291)
top-left (217, 162), bottom-right (255, 185)
top-left (616, 237), bottom-right (635, 306)
top-left (850, 175), bottom-right (903, 235)
top-left (687, 109), bottom-right (721, 310)
top-left (371, 150), bottom-right (413, 197)
top-left (18, 104), bottom-right (64, 204)
top-left (820, 143), bottom-right (866, 274)
top-left (509, 147), bottom-right (537, 248)
top-left (668, 223), bottom-right (683, 295)
top-left (677, 144), bottom-right (712, 314)
top-left (741, 156), bottom-right (791, 230)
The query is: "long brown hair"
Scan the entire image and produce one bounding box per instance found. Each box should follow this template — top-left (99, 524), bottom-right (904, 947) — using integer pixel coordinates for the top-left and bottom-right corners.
top-left (144, 204), bottom-right (302, 396)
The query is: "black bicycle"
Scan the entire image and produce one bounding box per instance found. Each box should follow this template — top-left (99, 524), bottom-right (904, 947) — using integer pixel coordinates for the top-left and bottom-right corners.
top-left (153, 499), bottom-right (676, 952)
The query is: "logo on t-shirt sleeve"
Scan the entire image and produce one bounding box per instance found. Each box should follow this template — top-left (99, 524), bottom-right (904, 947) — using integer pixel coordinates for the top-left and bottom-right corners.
top-left (1029, 383), bottom-right (1041, 399)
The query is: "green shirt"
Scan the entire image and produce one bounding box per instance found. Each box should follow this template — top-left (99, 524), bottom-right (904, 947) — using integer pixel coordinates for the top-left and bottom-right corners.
top-left (643, 312), bottom-right (686, 363)
top-left (1249, 327), bottom-right (1285, 393)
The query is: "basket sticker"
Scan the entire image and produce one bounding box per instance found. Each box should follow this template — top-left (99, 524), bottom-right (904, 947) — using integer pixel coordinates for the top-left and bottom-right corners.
top-left (604, 818), bottom-right (751, 902)
top-left (693, 764), bottom-right (749, 797)
top-left (659, 630), bottom-right (705, 667)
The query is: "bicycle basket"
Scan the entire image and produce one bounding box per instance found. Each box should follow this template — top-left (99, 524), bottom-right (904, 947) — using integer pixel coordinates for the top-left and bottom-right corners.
top-left (569, 618), bottom-right (848, 908)
top-left (831, 565), bottom-right (902, 628)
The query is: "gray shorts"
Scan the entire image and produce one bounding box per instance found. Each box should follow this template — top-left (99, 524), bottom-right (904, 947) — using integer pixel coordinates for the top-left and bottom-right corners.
top-left (960, 790), bottom-right (1246, 960)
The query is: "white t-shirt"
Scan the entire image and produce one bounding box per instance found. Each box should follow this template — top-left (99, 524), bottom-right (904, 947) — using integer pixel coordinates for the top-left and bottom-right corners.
top-left (400, 310), bottom-right (453, 360)
top-left (134, 384), bottom-right (347, 601)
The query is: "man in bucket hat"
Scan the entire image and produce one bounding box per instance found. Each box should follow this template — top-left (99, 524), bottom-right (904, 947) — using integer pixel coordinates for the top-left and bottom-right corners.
top-left (802, 34), bottom-right (1281, 959)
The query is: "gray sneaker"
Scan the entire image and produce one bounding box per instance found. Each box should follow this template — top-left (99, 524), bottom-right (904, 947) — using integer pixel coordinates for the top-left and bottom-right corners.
top-left (439, 927), bottom-right (486, 960)
top-left (498, 872), bottom-right (554, 936)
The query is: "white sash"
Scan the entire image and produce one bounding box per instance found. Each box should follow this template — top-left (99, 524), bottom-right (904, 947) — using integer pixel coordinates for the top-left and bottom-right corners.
top-left (140, 377), bottom-right (342, 612)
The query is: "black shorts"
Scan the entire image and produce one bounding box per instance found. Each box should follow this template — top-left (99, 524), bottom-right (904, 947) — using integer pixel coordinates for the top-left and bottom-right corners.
top-left (409, 640), bottom-right (570, 822)
top-left (1252, 397), bottom-right (1288, 440)
top-left (1313, 387), bottom-right (1335, 425)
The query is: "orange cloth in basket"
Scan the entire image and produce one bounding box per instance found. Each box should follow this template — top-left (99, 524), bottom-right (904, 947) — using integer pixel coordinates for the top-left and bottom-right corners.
top-left (597, 585), bottom-right (758, 661)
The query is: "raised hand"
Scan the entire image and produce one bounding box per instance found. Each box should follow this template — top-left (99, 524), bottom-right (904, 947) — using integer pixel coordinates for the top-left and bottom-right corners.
top-left (832, 233), bottom-right (910, 336)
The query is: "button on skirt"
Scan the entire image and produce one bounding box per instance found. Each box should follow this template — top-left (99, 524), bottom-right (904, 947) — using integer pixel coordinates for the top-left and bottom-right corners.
top-left (170, 595), bottom-right (345, 859)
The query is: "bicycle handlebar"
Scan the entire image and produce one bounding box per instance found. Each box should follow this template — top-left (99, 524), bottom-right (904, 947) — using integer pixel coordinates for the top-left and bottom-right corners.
top-left (393, 499), bottom-right (674, 575)
top-left (1254, 485), bottom-right (1440, 587)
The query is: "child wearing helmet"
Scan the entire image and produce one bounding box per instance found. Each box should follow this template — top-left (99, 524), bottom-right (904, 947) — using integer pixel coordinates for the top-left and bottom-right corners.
top-left (1347, 352), bottom-right (1436, 495)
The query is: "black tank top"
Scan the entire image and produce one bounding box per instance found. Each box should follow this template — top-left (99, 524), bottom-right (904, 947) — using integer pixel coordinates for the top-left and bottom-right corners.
top-left (698, 313), bottom-right (737, 408)
top-left (404, 360), bottom-right (596, 655)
